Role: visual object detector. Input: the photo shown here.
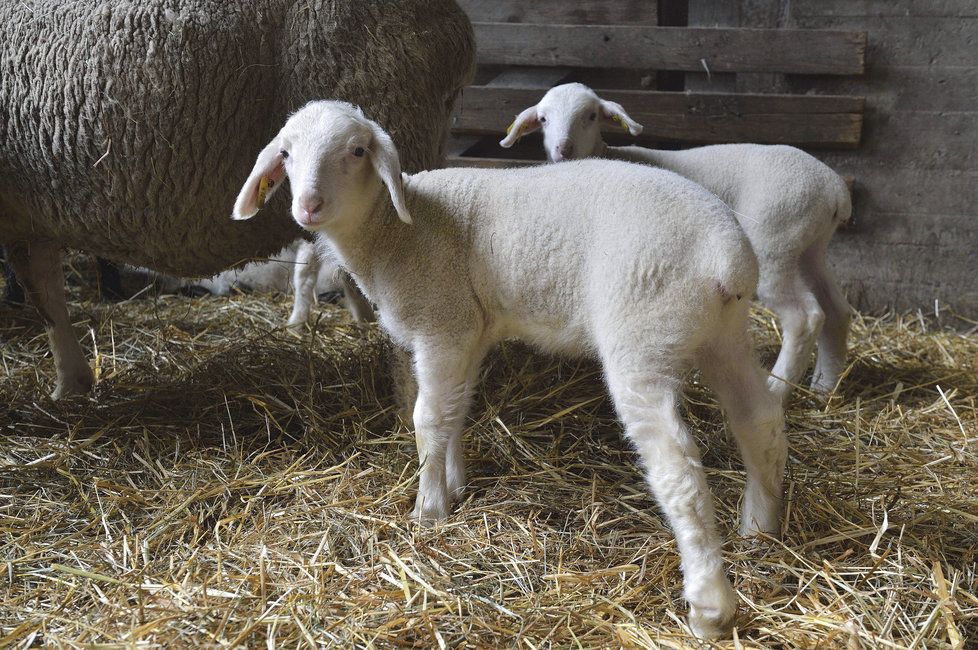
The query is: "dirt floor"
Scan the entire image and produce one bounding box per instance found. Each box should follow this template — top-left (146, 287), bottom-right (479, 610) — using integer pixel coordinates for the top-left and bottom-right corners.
top-left (2, 259), bottom-right (976, 648)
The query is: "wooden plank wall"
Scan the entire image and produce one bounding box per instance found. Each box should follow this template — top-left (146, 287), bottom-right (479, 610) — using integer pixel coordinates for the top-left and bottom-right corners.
top-left (453, 0), bottom-right (974, 315)
top-left (692, 0), bottom-right (978, 316)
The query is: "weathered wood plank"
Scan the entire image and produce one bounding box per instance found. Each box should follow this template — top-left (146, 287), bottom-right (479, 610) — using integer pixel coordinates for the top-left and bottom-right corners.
top-left (792, 15), bottom-right (978, 67)
top-left (445, 135), bottom-right (482, 159)
top-left (486, 67), bottom-right (571, 88)
top-left (685, 0), bottom-right (738, 92)
top-left (453, 87), bottom-right (865, 147)
top-left (456, 0), bottom-right (657, 26)
top-left (792, 1), bottom-right (978, 19)
top-left (473, 23), bottom-right (867, 75)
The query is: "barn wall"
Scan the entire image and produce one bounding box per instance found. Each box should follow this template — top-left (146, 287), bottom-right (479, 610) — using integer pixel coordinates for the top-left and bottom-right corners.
top-left (689, 0), bottom-right (978, 316)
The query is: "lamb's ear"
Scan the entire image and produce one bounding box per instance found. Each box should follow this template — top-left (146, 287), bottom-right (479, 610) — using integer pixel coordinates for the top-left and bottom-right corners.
top-left (232, 140), bottom-right (288, 221)
top-left (368, 124), bottom-right (412, 224)
top-left (600, 100), bottom-right (643, 136)
top-left (499, 105), bottom-right (541, 147)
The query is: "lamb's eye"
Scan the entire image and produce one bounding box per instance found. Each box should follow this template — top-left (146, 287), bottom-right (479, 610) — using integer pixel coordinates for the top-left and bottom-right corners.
top-left (589, 112), bottom-right (597, 121)
top-left (539, 116), bottom-right (547, 124)
top-left (280, 149), bottom-right (289, 159)
top-left (353, 146), bottom-right (365, 157)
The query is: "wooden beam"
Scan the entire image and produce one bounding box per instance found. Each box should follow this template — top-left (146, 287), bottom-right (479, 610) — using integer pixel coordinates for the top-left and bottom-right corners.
top-left (473, 23), bottom-right (867, 75)
top-left (452, 87), bottom-right (865, 148)
top-left (486, 67), bottom-right (571, 88)
top-left (456, 0), bottom-right (658, 26)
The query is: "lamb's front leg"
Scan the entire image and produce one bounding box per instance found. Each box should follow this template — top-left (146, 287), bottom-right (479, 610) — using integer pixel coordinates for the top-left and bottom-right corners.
top-left (287, 240), bottom-right (321, 328)
top-left (410, 342), bottom-right (483, 523)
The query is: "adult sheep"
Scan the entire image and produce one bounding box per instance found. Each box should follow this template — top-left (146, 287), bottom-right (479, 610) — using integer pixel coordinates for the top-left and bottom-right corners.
top-left (0, 0), bottom-right (474, 399)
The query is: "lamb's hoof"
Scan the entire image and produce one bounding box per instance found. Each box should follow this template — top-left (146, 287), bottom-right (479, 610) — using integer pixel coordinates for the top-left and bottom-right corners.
top-left (410, 500), bottom-right (449, 526)
top-left (52, 371), bottom-right (95, 400)
top-left (766, 378), bottom-right (792, 406)
top-left (688, 604), bottom-right (737, 641)
top-left (411, 490), bottom-right (449, 526)
top-left (739, 520), bottom-right (780, 541)
top-left (809, 378), bottom-right (837, 396)
top-left (686, 576), bottom-right (738, 640)
top-left (739, 506), bottom-right (781, 540)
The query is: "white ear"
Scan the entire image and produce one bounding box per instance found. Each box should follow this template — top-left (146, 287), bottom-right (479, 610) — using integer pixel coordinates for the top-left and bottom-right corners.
top-left (368, 124), bottom-right (412, 224)
top-left (499, 105), bottom-right (541, 148)
top-left (600, 100), bottom-right (643, 136)
top-left (232, 139), bottom-right (288, 220)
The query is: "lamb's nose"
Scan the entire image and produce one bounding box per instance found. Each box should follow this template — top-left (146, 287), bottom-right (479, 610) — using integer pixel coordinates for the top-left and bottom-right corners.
top-left (555, 141), bottom-right (574, 160)
top-left (299, 194), bottom-right (323, 215)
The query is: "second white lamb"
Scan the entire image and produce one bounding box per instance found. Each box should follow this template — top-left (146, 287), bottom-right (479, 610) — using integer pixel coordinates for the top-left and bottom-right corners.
top-left (501, 83), bottom-right (853, 403)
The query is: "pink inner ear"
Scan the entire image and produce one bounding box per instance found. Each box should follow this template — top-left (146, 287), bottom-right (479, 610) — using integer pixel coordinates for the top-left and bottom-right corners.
top-left (268, 161), bottom-right (285, 184)
top-left (251, 159), bottom-right (285, 204)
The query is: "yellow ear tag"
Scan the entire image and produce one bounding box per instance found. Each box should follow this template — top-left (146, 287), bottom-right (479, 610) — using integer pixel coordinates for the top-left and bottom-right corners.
top-left (506, 121), bottom-right (516, 135)
top-left (256, 176), bottom-right (272, 208)
top-left (613, 115), bottom-right (629, 133)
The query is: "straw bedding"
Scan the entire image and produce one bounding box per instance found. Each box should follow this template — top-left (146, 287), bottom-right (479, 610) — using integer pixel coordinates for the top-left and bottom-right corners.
top-left (2, 258), bottom-right (976, 648)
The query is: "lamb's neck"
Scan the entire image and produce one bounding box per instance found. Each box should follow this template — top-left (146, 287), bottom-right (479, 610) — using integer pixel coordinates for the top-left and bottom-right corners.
top-left (318, 186), bottom-right (407, 299)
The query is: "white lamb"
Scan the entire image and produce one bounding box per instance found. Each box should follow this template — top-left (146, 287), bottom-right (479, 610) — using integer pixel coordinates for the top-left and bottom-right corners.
top-left (231, 100), bottom-right (787, 639)
top-left (144, 240), bottom-right (373, 325)
top-left (501, 83), bottom-right (853, 403)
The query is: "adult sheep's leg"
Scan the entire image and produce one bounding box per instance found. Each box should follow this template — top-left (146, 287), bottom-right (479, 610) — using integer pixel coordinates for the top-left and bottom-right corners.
top-left (803, 247), bottom-right (851, 394)
top-left (698, 311), bottom-right (786, 538)
top-left (287, 240), bottom-right (321, 328)
top-left (7, 241), bottom-right (94, 399)
top-left (2, 248), bottom-right (26, 305)
top-left (760, 267), bottom-right (824, 404)
top-left (410, 341), bottom-right (484, 523)
top-left (602, 355), bottom-right (737, 640)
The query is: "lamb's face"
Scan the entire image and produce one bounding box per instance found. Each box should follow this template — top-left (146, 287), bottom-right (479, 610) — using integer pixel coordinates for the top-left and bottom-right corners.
top-left (498, 84), bottom-right (644, 163)
top-left (279, 107), bottom-right (378, 232)
top-left (535, 85), bottom-right (607, 162)
top-left (233, 100), bottom-right (411, 228)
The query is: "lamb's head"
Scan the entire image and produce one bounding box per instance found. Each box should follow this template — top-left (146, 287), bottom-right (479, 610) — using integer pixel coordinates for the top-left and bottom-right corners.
top-left (499, 83), bottom-right (643, 162)
top-left (232, 100), bottom-right (411, 231)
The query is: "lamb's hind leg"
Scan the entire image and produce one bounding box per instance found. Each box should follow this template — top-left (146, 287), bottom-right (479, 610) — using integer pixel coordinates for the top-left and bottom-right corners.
top-left (761, 267), bottom-right (824, 404)
top-left (602, 356), bottom-right (737, 640)
top-left (7, 240), bottom-right (94, 399)
top-left (698, 318), bottom-right (786, 538)
top-left (803, 247), bottom-right (851, 394)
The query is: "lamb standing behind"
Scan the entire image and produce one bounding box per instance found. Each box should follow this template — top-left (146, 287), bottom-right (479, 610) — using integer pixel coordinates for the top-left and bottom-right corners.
top-left (501, 83), bottom-right (852, 403)
top-left (145, 240), bottom-right (374, 324)
top-left (233, 100), bottom-right (787, 640)
top-left (0, 0), bottom-right (473, 398)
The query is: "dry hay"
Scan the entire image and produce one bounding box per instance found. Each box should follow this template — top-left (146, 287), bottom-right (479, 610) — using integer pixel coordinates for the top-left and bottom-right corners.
top-left (1, 259), bottom-right (977, 649)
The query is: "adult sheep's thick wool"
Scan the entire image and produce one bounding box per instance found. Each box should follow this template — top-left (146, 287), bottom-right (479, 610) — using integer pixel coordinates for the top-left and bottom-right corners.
top-left (0, 0), bottom-right (474, 398)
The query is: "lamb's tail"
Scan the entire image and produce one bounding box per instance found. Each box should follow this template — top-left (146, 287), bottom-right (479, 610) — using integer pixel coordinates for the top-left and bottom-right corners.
top-left (708, 213), bottom-right (759, 307)
top-left (834, 174), bottom-right (853, 227)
